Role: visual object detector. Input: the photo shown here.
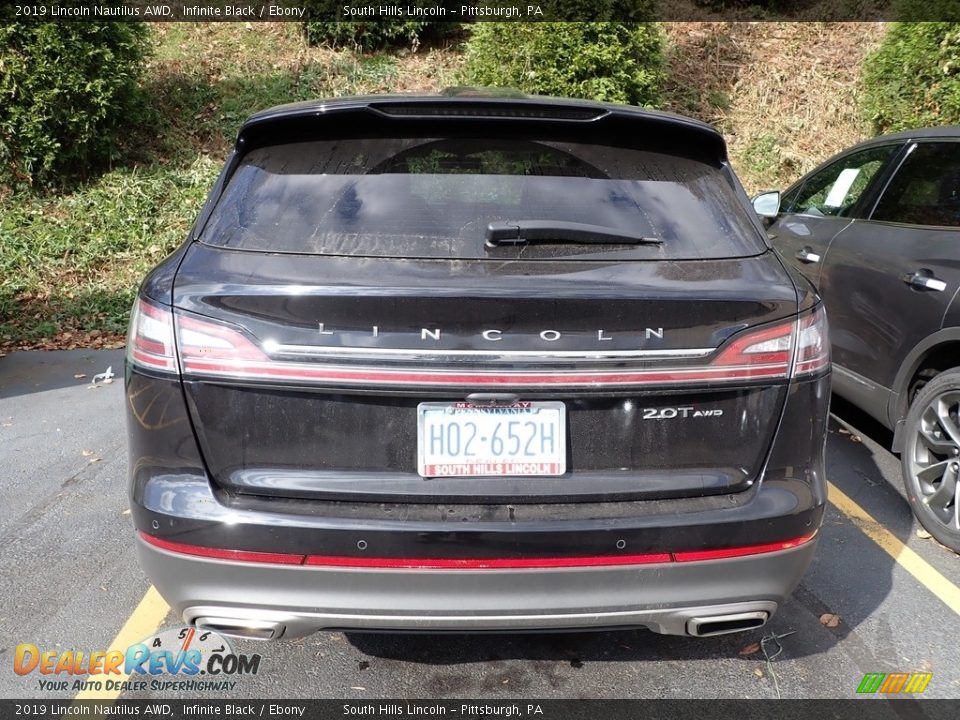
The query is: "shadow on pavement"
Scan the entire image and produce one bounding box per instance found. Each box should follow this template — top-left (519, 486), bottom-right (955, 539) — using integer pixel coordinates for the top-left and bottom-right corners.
top-left (830, 395), bottom-right (894, 450)
top-left (0, 349), bottom-right (124, 400)
top-left (344, 626), bottom-right (755, 668)
top-left (827, 395), bottom-right (915, 541)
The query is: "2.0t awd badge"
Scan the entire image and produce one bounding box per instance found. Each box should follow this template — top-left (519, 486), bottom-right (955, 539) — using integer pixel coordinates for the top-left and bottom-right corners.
top-left (642, 406), bottom-right (724, 419)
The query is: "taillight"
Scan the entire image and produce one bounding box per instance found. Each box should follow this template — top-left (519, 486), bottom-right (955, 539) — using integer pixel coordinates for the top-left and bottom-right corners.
top-left (793, 305), bottom-right (830, 376)
top-left (713, 320), bottom-right (794, 373)
top-left (126, 298), bottom-right (268, 374)
top-left (176, 314), bottom-right (269, 372)
top-left (126, 298), bottom-right (177, 372)
top-left (713, 304), bottom-right (829, 379)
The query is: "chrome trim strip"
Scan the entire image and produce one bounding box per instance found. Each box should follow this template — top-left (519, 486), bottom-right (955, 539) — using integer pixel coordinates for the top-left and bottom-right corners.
top-left (180, 357), bottom-right (789, 387)
top-left (268, 344), bottom-right (715, 361)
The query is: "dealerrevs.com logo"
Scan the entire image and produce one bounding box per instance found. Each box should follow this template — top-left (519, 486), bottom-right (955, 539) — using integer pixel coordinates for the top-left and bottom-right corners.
top-left (14, 627), bottom-right (261, 693)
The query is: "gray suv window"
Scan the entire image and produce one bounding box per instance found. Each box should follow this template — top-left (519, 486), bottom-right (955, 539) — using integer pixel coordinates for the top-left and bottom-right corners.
top-left (201, 138), bottom-right (766, 261)
top-left (872, 142), bottom-right (960, 227)
top-left (783, 145), bottom-right (898, 218)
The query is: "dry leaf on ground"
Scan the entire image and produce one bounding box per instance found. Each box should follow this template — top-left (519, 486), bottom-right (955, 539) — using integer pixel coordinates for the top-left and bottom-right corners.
top-left (820, 613), bottom-right (841, 628)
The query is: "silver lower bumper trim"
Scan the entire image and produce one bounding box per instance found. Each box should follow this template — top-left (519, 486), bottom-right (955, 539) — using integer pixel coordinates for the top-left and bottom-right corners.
top-left (138, 534), bottom-right (817, 638)
top-left (184, 601), bottom-right (779, 639)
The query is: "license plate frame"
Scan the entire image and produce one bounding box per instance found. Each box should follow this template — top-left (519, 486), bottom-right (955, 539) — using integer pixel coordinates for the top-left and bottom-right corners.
top-left (416, 401), bottom-right (567, 478)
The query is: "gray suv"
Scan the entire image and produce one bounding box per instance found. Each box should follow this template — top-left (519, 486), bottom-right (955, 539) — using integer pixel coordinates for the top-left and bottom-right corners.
top-left (756, 128), bottom-right (960, 552)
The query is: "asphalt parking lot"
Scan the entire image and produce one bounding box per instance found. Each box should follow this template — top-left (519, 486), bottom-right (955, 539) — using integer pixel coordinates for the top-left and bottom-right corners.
top-left (1, 349), bottom-right (958, 700)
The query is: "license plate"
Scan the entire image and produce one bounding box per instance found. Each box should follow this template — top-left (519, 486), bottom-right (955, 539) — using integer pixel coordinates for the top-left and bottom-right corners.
top-left (417, 401), bottom-right (566, 477)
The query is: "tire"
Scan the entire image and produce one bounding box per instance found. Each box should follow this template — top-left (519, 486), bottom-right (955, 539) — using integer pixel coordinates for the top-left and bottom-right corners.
top-left (901, 367), bottom-right (960, 553)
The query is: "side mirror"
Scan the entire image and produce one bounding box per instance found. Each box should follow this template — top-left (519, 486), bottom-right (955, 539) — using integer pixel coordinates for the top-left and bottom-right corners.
top-left (752, 191), bottom-right (781, 220)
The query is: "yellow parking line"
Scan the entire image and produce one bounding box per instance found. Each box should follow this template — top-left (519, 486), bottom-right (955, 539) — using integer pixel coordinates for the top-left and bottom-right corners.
top-left (73, 586), bottom-right (170, 701)
top-left (828, 481), bottom-right (960, 617)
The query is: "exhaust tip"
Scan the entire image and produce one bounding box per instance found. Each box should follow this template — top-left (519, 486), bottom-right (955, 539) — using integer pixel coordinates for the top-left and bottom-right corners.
top-left (686, 611), bottom-right (769, 637)
top-left (193, 616), bottom-right (284, 641)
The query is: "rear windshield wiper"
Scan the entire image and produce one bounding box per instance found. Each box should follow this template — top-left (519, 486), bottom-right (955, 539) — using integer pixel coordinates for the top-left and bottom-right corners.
top-left (486, 220), bottom-right (662, 247)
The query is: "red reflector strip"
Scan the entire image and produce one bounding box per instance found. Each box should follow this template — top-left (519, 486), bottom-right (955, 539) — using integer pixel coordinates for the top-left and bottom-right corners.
top-left (180, 358), bottom-right (789, 387)
top-left (131, 348), bottom-right (176, 371)
top-left (672, 531), bottom-right (818, 562)
top-left (302, 553), bottom-right (674, 569)
top-left (139, 530), bottom-right (817, 568)
top-left (795, 356), bottom-right (830, 375)
top-left (139, 532), bottom-right (305, 565)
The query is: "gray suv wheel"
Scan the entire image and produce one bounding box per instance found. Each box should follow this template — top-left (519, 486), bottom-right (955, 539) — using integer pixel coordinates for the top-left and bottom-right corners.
top-left (902, 367), bottom-right (960, 553)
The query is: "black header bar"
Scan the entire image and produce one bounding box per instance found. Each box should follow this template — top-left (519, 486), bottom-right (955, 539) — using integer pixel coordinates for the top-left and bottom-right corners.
top-left (3, 0), bottom-right (960, 23)
top-left (1, 700), bottom-right (960, 720)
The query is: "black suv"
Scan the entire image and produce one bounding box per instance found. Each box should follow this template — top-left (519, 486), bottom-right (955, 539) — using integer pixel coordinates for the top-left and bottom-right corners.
top-left (757, 128), bottom-right (960, 552)
top-left (126, 92), bottom-right (830, 640)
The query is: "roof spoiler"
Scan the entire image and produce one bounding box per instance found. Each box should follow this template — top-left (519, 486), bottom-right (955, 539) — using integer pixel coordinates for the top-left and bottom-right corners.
top-left (233, 96), bottom-right (728, 167)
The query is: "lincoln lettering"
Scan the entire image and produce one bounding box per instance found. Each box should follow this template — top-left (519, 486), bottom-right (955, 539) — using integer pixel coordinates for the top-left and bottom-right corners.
top-left (317, 323), bottom-right (664, 342)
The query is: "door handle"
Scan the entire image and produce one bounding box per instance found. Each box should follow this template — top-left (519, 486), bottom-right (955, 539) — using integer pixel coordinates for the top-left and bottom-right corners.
top-left (795, 247), bottom-right (821, 264)
top-left (904, 270), bottom-right (947, 292)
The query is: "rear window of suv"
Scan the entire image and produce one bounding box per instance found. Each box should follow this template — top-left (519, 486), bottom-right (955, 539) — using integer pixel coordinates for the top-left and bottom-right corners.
top-left (200, 137), bottom-right (766, 260)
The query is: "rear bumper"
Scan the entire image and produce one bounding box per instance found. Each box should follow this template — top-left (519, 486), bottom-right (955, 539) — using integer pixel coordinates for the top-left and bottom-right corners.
top-left (137, 534), bottom-right (817, 637)
top-left (127, 369), bottom-right (829, 638)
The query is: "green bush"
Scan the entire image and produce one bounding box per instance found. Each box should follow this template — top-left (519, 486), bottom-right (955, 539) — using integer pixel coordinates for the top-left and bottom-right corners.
top-left (304, 21), bottom-right (455, 51)
top-left (862, 22), bottom-right (960, 133)
top-left (0, 22), bottom-right (149, 188)
top-left (463, 22), bottom-right (664, 107)
top-left (302, 1), bottom-right (461, 50)
top-left (894, 0), bottom-right (960, 22)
